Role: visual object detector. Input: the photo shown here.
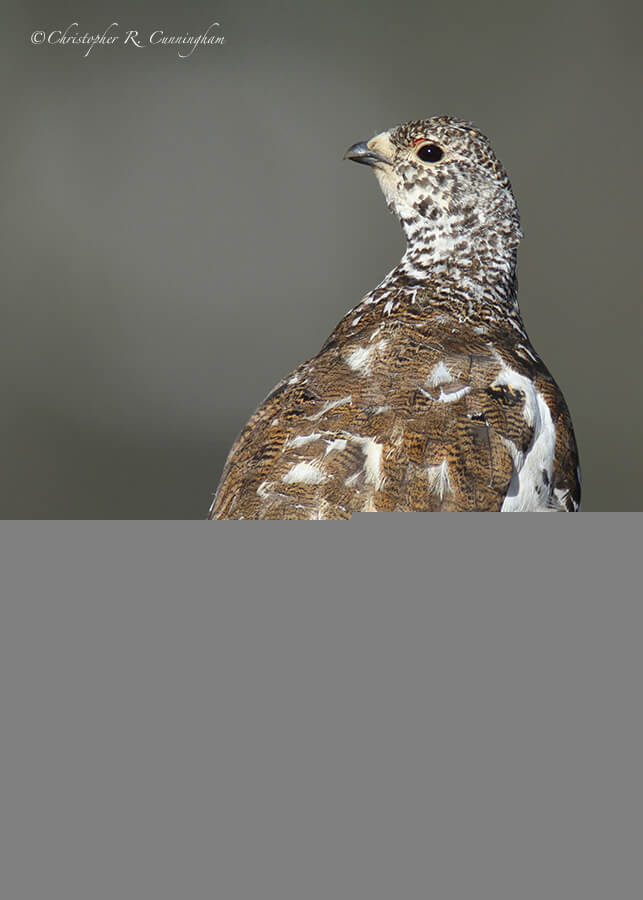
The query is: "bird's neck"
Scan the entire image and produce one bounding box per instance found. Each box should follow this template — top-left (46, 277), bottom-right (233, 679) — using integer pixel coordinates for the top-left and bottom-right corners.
top-left (394, 206), bottom-right (521, 303)
top-left (345, 216), bottom-right (527, 341)
top-left (392, 239), bottom-right (519, 308)
top-left (335, 181), bottom-right (531, 345)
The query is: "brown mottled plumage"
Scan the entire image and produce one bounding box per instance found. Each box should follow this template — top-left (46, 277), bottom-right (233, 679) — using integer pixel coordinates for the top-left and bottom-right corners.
top-left (210, 116), bottom-right (580, 518)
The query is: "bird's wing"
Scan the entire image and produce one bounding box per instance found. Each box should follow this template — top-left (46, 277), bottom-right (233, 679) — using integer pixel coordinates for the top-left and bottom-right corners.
top-left (535, 374), bottom-right (581, 511)
top-left (209, 321), bottom-right (577, 517)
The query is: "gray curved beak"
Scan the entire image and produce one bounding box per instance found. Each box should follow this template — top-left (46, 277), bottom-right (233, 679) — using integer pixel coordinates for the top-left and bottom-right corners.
top-left (343, 141), bottom-right (391, 167)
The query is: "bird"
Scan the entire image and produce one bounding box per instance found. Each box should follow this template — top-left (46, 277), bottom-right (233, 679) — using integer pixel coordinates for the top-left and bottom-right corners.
top-left (209, 116), bottom-right (580, 518)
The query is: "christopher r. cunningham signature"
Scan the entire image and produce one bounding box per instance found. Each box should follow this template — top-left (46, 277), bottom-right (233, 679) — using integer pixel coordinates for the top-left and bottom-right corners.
top-left (30, 22), bottom-right (226, 58)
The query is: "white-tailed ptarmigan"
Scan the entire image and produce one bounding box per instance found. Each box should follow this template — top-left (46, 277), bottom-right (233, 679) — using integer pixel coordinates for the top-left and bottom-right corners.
top-left (209, 116), bottom-right (581, 517)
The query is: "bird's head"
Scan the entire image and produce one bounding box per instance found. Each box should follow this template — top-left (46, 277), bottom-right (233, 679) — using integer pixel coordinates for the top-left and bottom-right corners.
top-left (345, 116), bottom-right (522, 278)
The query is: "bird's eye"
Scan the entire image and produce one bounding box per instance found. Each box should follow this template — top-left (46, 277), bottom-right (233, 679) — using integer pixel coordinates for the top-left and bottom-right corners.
top-left (416, 143), bottom-right (444, 163)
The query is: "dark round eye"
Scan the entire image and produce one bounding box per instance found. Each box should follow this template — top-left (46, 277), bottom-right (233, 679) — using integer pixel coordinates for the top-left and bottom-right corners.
top-left (416, 143), bottom-right (444, 163)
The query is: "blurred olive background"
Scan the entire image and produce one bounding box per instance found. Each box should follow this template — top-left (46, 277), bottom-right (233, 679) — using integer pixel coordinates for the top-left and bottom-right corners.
top-left (2, 0), bottom-right (641, 516)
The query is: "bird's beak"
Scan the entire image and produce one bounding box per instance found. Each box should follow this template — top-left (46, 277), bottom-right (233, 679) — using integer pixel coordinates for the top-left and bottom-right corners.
top-left (343, 140), bottom-right (391, 167)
